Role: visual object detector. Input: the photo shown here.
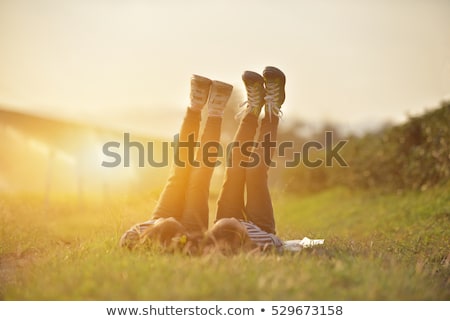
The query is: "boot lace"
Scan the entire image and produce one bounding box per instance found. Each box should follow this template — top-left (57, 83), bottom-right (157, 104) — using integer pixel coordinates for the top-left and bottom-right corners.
top-left (264, 81), bottom-right (283, 120)
top-left (235, 84), bottom-right (263, 120)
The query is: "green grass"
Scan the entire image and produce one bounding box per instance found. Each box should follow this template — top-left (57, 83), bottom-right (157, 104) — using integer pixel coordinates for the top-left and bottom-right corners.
top-left (1, 184), bottom-right (449, 300)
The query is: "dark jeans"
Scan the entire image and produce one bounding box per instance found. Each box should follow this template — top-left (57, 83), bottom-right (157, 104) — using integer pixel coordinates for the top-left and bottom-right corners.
top-left (152, 108), bottom-right (278, 235)
top-left (151, 108), bottom-right (222, 233)
top-left (216, 113), bottom-right (278, 234)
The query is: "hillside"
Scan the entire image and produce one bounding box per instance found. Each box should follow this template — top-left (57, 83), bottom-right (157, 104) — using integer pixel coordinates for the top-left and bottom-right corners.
top-left (279, 101), bottom-right (450, 195)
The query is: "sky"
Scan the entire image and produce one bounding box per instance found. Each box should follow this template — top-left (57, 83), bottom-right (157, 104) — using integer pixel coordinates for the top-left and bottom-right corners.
top-left (0, 0), bottom-right (449, 137)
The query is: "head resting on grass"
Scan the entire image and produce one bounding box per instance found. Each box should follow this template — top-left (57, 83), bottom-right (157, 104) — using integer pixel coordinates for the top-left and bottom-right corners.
top-left (140, 217), bottom-right (188, 252)
top-left (202, 218), bottom-right (254, 255)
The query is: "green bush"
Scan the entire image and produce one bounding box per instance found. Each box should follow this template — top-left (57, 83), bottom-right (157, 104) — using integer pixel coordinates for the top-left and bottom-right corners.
top-left (282, 101), bottom-right (450, 194)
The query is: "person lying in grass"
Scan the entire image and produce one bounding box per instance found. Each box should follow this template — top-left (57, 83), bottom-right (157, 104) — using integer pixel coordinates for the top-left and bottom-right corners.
top-left (120, 67), bottom-right (287, 255)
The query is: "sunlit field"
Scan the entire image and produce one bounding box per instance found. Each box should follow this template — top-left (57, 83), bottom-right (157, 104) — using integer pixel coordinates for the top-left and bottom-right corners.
top-left (1, 103), bottom-right (449, 301)
top-left (1, 0), bottom-right (449, 307)
top-left (1, 184), bottom-right (449, 300)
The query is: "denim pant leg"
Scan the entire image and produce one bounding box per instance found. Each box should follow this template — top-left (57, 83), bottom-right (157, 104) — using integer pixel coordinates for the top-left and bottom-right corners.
top-left (151, 108), bottom-right (201, 221)
top-left (215, 114), bottom-right (259, 222)
top-left (182, 116), bottom-right (222, 233)
top-left (245, 115), bottom-right (279, 234)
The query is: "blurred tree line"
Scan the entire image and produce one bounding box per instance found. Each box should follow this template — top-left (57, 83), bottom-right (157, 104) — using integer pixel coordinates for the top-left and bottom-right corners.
top-left (277, 101), bottom-right (450, 195)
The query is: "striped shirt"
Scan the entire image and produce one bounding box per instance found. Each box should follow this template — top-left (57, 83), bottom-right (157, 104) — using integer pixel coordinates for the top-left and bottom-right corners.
top-left (120, 218), bottom-right (284, 251)
top-left (239, 220), bottom-right (284, 250)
